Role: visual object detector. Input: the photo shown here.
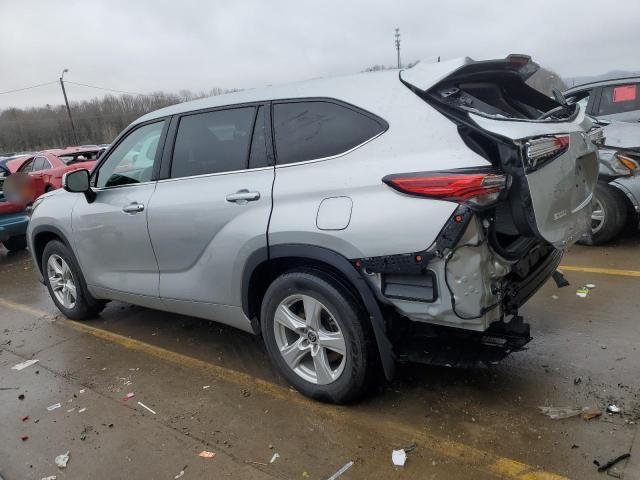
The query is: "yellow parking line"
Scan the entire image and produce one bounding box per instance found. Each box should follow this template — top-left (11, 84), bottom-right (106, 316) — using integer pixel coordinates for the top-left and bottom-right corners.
top-left (0, 298), bottom-right (568, 479)
top-left (560, 265), bottom-right (640, 277)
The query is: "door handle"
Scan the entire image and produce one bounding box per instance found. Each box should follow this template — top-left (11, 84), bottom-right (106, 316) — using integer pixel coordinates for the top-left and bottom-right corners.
top-left (226, 190), bottom-right (260, 204)
top-left (122, 202), bottom-right (145, 214)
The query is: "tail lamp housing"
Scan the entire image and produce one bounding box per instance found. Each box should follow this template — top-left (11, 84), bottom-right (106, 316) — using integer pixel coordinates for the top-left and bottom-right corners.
top-left (525, 135), bottom-right (570, 170)
top-left (383, 169), bottom-right (507, 208)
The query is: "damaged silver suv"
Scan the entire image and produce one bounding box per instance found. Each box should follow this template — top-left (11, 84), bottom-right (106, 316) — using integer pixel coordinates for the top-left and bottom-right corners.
top-left (28, 55), bottom-right (599, 403)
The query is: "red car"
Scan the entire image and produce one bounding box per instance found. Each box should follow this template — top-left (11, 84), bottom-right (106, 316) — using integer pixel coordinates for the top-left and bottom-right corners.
top-left (6, 147), bottom-right (102, 199)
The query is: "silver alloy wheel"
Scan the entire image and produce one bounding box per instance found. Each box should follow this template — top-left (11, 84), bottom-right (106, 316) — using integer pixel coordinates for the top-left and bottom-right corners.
top-left (47, 254), bottom-right (77, 309)
top-left (591, 197), bottom-right (605, 235)
top-left (273, 294), bottom-right (347, 385)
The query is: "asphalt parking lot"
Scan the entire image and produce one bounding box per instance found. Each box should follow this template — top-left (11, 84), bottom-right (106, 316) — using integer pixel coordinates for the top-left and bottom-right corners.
top-left (1, 236), bottom-right (639, 480)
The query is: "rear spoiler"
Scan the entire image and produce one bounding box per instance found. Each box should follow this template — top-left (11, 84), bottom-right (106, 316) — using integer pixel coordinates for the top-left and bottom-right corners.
top-left (400, 54), bottom-right (540, 93)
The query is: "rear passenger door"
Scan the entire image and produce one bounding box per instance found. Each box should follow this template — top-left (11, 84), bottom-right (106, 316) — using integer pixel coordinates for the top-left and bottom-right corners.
top-left (148, 104), bottom-right (274, 321)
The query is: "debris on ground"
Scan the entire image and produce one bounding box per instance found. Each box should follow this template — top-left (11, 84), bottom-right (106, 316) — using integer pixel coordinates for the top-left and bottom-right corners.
top-left (403, 443), bottom-right (417, 453)
top-left (241, 388), bottom-right (251, 397)
top-left (18, 394), bottom-right (25, 400)
top-left (574, 377), bottom-right (582, 385)
top-left (122, 392), bottom-right (135, 401)
top-left (47, 403), bottom-right (62, 412)
top-left (78, 408), bottom-right (86, 413)
top-left (392, 449), bottom-right (407, 466)
top-left (270, 453), bottom-right (280, 464)
top-left (326, 460), bottom-right (354, 480)
top-left (21, 415), bottom-right (29, 422)
top-left (576, 287), bottom-right (590, 298)
top-left (551, 295), bottom-right (559, 300)
top-left (174, 466), bottom-right (187, 479)
top-left (137, 401), bottom-right (156, 415)
top-left (596, 453), bottom-right (631, 472)
top-left (11, 359), bottom-right (39, 370)
top-left (202, 385), bottom-right (210, 389)
top-left (607, 404), bottom-right (621, 414)
top-left (54, 451), bottom-right (70, 468)
top-left (586, 283), bottom-right (596, 289)
top-left (581, 408), bottom-right (602, 420)
top-left (539, 406), bottom-right (582, 419)
top-left (198, 451), bottom-right (216, 458)
top-left (41, 476), bottom-right (57, 480)
top-left (21, 435), bottom-right (29, 441)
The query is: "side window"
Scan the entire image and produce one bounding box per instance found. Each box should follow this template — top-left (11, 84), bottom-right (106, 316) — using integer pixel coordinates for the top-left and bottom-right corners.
top-left (249, 106), bottom-right (269, 169)
top-left (273, 101), bottom-right (385, 165)
top-left (171, 107), bottom-right (255, 178)
top-left (33, 157), bottom-right (47, 171)
top-left (95, 121), bottom-right (165, 188)
top-left (597, 83), bottom-right (640, 115)
top-left (19, 159), bottom-right (34, 173)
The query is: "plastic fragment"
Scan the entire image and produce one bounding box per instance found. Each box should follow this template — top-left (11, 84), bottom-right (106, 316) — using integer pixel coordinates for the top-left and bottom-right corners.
top-left (122, 392), bottom-right (135, 401)
top-left (67, 408), bottom-right (75, 413)
top-left (576, 287), bottom-right (589, 298)
top-left (202, 385), bottom-right (210, 389)
top-left (41, 476), bottom-right (57, 480)
top-left (198, 451), bottom-right (216, 458)
top-left (174, 466), bottom-right (187, 479)
top-left (78, 408), bottom-right (86, 413)
top-left (581, 407), bottom-right (602, 420)
top-left (392, 449), bottom-right (407, 466)
top-left (11, 359), bottom-right (39, 370)
top-left (586, 283), bottom-right (596, 289)
top-left (137, 401), bottom-right (156, 414)
top-left (55, 451), bottom-right (70, 468)
top-left (539, 406), bottom-right (581, 419)
top-left (270, 453), bottom-right (280, 463)
top-left (607, 404), bottom-right (621, 414)
top-left (79, 389), bottom-right (85, 394)
top-left (47, 403), bottom-right (62, 411)
top-left (21, 435), bottom-right (29, 441)
top-left (326, 461), bottom-right (354, 480)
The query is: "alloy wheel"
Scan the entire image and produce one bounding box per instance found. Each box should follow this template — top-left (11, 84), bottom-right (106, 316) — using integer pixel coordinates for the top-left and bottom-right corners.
top-left (273, 294), bottom-right (347, 385)
top-left (47, 254), bottom-right (77, 309)
top-left (591, 197), bottom-right (605, 235)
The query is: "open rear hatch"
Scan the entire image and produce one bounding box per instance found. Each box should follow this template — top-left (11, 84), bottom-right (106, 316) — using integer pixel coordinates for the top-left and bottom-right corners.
top-left (401, 55), bottom-right (599, 248)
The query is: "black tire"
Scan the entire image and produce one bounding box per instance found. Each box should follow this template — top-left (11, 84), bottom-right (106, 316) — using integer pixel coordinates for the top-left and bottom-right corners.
top-left (578, 183), bottom-right (627, 246)
top-left (3, 235), bottom-right (27, 252)
top-left (41, 240), bottom-right (106, 320)
top-left (261, 269), bottom-right (376, 404)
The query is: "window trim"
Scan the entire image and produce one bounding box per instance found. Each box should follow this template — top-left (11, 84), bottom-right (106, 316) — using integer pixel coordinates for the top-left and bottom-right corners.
top-left (90, 118), bottom-right (169, 190)
top-left (270, 97), bottom-right (389, 167)
top-left (160, 101), bottom-right (272, 181)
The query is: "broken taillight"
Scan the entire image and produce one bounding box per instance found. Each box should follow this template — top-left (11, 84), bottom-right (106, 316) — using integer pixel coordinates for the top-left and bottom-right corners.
top-left (383, 170), bottom-right (507, 207)
top-left (525, 135), bottom-right (570, 169)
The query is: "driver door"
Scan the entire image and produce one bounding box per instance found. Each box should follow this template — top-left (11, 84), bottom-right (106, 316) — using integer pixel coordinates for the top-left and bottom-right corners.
top-left (71, 120), bottom-right (167, 306)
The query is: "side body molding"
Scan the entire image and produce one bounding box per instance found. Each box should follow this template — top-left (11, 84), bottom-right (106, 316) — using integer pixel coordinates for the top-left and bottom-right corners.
top-left (242, 244), bottom-right (396, 380)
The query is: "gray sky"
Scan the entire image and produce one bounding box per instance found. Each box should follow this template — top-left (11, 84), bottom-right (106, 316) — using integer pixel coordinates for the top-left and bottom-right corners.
top-left (1, 0), bottom-right (638, 109)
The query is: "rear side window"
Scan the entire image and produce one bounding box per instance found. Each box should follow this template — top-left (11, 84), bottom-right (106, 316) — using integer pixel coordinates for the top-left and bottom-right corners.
top-left (597, 83), bottom-right (640, 115)
top-left (171, 107), bottom-right (255, 178)
top-left (273, 101), bottom-right (385, 165)
top-left (33, 157), bottom-right (48, 171)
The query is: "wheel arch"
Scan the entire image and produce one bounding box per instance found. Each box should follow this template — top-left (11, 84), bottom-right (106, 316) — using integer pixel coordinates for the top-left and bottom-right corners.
top-left (31, 225), bottom-right (73, 276)
top-left (242, 244), bottom-right (396, 380)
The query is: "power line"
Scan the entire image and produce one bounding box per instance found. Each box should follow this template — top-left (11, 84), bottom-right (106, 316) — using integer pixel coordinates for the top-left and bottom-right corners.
top-left (64, 80), bottom-right (141, 96)
top-left (0, 81), bottom-right (58, 95)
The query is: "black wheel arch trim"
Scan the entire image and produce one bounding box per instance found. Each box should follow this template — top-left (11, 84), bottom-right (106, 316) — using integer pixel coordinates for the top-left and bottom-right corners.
top-left (242, 243), bottom-right (396, 381)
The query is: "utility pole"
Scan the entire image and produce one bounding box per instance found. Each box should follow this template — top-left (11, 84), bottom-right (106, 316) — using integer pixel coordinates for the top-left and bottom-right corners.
top-left (59, 69), bottom-right (77, 144)
top-left (394, 28), bottom-right (401, 69)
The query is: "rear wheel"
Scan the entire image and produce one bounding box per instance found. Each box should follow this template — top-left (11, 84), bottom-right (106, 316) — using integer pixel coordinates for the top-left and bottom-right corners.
top-left (261, 269), bottom-right (375, 404)
top-left (3, 235), bottom-right (27, 252)
top-left (42, 240), bottom-right (106, 320)
top-left (579, 183), bottom-right (627, 246)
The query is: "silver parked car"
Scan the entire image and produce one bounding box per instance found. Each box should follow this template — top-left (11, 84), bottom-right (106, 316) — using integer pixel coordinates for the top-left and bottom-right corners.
top-left (564, 76), bottom-right (640, 123)
top-left (28, 55), bottom-right (599, 403)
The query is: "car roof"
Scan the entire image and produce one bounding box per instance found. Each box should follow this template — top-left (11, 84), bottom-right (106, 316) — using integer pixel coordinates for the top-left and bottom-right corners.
top-left (564, 76), bottom-right (640, 95)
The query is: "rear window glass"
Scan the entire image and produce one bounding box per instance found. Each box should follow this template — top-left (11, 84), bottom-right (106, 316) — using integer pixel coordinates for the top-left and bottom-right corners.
top-left (273, 101), bottom-right (385, 165)
top-left (58, 151), bottom-right (100, 165)
top-left (597, 84), bottom-right (640, 115)
top-left (171, 107), bottom-right (255, 178)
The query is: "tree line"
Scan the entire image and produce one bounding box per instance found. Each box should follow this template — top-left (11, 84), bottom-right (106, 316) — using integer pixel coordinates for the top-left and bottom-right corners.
top-left (0, 88), bottom-right (234, 154)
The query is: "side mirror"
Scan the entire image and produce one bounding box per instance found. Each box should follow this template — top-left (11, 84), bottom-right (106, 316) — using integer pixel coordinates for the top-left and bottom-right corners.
top-left (63, 169), bottom-right (96, 202)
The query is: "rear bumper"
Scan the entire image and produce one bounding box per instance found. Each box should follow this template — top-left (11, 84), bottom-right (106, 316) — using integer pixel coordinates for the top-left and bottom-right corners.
top-left (0, 213), bottom-right (29, 243)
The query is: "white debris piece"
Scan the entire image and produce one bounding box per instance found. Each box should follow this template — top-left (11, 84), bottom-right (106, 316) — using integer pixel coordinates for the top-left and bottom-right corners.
top-left (41, 476), bottom-right (57, 480)
top-left (202, 385), bottom-right (210, 389)
top-left (270, 453), bottom-right (280, 464)
top-left (78, 408), bottom-right (87, 413)
top-left (586, 284), bottom-right (596, 289)
top-left (174, 470), bottom-right (185, 479)
top-left (607, 404), bottom-right (621, 414)
top-left (55, 451), bottom-right (70, 468)
top-left (392, 449), bottom-right (407, 466)
top-left (47, 403), bottom-right (62, 412)
top-left (326, 461), bottom-right (354, 480)
top-left (137, 401), bottom-right (157, 415)
top-left (11, 359), bottom-right (39, 370)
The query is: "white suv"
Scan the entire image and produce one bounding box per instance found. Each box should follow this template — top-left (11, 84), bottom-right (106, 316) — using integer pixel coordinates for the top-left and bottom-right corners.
top-left (28, 55), bottom-right (599, 403)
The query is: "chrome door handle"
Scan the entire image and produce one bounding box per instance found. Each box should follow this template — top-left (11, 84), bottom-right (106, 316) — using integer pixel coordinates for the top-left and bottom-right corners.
top-left (226, 190), bottom-right (260, 204)
top-left (122, 202), bottom-right (145, 214)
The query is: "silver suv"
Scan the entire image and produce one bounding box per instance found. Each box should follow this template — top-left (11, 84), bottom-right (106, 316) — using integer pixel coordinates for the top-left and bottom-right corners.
top-left (28, 55), bottom-right (599, 403)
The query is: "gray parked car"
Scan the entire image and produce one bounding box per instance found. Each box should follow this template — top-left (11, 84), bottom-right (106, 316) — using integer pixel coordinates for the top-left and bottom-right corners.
top-left (565, 76), bottom-right (640, 123)
top-left (579, 120), bottom-right (640, 244)
top-left (27, 55), bottom-right (599, 403)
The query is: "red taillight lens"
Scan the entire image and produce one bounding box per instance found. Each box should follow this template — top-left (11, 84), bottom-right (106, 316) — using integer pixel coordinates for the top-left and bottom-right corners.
top-left (383, 171), bottom-right (507, 207)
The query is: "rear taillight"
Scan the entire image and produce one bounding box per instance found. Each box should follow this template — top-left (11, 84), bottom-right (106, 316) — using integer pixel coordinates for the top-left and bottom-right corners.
top-left (383, 170), bottom-right (507, 207)
top-left (525, 135), bottom-right (570, 169)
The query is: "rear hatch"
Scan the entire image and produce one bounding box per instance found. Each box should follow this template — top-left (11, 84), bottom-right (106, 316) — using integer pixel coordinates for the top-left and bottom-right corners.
top-left (401, 55), bottom-right (599, 248)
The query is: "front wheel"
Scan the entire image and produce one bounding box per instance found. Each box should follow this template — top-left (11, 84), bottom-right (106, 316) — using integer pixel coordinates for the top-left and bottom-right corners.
top-left (261, 269), bottom-right (376, 404)
top-left (3, 235), bottom-right (27, 252)
top-left (42, 240), bottom-right (106, 320)
top-left (578, 183), bottom-right (627, 246)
